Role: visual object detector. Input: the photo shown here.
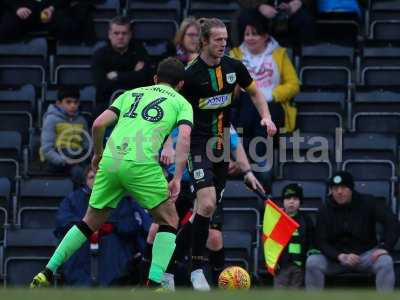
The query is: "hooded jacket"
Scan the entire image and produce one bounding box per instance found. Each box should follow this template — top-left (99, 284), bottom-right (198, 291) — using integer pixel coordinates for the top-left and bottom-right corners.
top-left (316, 191), bottom-right (400, 261)
top-left (230, 38), bottom-right (299, 132)
top-left (41, 104), bottom-right (88, 166)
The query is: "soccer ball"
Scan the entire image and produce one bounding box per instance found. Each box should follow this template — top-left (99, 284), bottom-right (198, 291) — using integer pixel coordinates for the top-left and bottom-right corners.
top-left (218, 266), bottom-right (251, 289)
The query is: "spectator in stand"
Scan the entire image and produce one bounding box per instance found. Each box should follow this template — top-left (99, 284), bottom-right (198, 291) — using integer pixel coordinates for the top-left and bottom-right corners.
top-left (0, 0), bottom-right (55, 41)
top-left (92, 16), bottom-right (151, 114)
top-left (305, 171), bottom-right (399, 291)
top-left (40, 87), bottom-right (89, 185)
top-left (273, 184), bottom-right (315, 289)
top-left (238, 0), bottom-right (317, 45)
top-left (174, 17), bottom-right (201, 65)
top-left (50, 0), bottom-right (95, 43)
top-left (55, 166), bottom-right (152, 286)
top-left (230, 10), bottom-right (299, 185)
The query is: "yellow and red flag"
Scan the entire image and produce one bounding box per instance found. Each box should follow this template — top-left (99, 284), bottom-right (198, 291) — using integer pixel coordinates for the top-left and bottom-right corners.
top-left (262, 199), bottom-right (299, 275)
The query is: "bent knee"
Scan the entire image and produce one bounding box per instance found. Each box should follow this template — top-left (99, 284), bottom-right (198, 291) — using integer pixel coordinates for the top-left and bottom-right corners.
top-left (375, 254), bottom-right (394, 270)
top-left (306, 255), bottom-right (326, 271)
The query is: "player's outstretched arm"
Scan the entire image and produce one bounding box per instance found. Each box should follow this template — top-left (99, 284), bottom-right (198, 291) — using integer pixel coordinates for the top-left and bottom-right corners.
top-left (91, 109), bottom-right (118, 170)
top-left (246, 84), bottom-right (277, 137)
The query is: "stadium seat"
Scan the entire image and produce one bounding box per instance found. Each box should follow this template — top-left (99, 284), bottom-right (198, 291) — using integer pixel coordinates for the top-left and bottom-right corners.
top-left (222, 180), bottom-right (262, 211)
top-left (359, 45), bottom-right (400, 86)
top-left (19, 178), bottom-right (73, 209)
top-left (296, 112), bottom-right (343, 133)
top-left (281, 132), bottom-right (335, 162)
top-left (94, 18), bottom-right (110, 41)
top-left (343, 159), bottom-right (397, 212)
top-left (370, 20), bottom-right (400, 41)
top-left (54, 65), bottom-right (93, 86)
top-left (50, 41), bottom-right (105, 84)
top-left (0, 65), bottom-right (45, 88)
top-left (0, 177), bottom-right (10, 241)
top-left (352, 112), bottom-right (400, 134)
top-left (294, 86), bottom-right (349, 113)
top-left (0, 111), bottom-right (33, 149)
top-left (279, 161), bottom-right (333, 181)
top-left (125, 0), bottom-right (181, 21)
top-left (3, 257), bottom-right (50, 287)
top-left (222, 207), bottom-right (260, 276)
top-left (0, 131), bottom-right (21, 161)
top-left (0, 159), bottom-right (20, 196)
top-left (352, 86), bottom-right (400, 116)
top-left (299, 43), bottom-right (354, 87)
top-left (93, 0), bottom-right (120, 18)
top-left (342, 132), bottom-right (398, 162)
top-left (18, 207), bottom-right (58, 229)
top-left (186, 0), bottom-right (239, 20)
top-left (0, 84), bottom-right (35, 114)
top-left (0, 38), bottom-right (47, 66)
top-left (131, 19), bottom-right (178, 63)
top-left (3, 228), bottom-right (57, 287)
top-left (353, 180), bottom-right (393, 209)
top-left (271, 180), bottom-right (327, 210)
top-left (316, 19), bottom-right (360, 44)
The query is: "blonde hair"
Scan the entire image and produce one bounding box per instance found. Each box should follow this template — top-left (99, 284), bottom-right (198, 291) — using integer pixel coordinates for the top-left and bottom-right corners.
top-left (174, 16), bottom-right (200, 48)
top-left (197, 18), bottom-right (226, 48)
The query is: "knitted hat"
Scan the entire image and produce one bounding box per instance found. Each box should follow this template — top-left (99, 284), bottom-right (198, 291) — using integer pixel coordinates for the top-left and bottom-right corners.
top-left (328, 171), bottom-right (354, 190)
top-left (282, 183), bottom-right (303, 201)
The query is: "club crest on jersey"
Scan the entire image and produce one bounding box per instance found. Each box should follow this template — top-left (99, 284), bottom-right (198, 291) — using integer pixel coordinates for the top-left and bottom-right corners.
top-left (226, 72), bottom-right (236, 84)
top-left (193, 168), bottom-right (205, 180)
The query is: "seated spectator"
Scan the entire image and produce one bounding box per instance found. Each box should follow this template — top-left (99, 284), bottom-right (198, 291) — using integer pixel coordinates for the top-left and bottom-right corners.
top-left (174, 17), bottom-right (200, 65)
top-left (55, 167), bottom-right (152, 286)
top-left (230, 10), bottom-right (299, 185)
top-left (50, 0), bottom-right (95, 43)
top-left (305, 171), bottom-right (399, 291)
top-left (92, 16), bottom-right (151, 113)
top-left (40, 87), bottom-right (89, 185)
top-left (238, 0), bottom-right (317, 45)
top-left (0, 0), bottom-right (54, 41)
top-left (273, 184), bottom-right (315, 289)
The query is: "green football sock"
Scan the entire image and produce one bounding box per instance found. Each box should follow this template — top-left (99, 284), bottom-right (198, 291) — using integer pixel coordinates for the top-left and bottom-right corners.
top-left (148, 232), bottom-right (176, 283)
top-left (46, 225), bottom-right (88, 273)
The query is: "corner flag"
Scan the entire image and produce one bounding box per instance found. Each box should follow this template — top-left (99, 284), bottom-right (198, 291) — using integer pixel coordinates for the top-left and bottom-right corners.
top-left (262, 199), bottom-right (299, 275)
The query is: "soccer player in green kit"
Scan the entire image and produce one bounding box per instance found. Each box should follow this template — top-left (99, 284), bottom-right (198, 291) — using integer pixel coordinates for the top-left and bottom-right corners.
top-left (30, 57), bottom-right (193, 290)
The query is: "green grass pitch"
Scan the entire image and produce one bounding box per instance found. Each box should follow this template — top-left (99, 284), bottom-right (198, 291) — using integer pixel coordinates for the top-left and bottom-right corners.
top-left (0, 289), bottom-right (399, 300)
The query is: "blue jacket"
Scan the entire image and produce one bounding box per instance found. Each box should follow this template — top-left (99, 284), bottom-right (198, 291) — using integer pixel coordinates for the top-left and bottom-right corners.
top-left (55, 185), bottom-right (152, 286)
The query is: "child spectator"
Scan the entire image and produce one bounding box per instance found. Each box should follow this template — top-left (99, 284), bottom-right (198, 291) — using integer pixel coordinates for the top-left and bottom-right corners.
top-left (40, 86), bottom-right (89, 184)
top-left (274, 183), bottom-right (315, 288)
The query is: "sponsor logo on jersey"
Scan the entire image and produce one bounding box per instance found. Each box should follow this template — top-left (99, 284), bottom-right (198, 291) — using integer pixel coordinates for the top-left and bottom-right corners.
top-left (193, 168), bottom-right (205, 180)
top-left (199, 93), bottom-right (232, 109)
top-left (226, 72), bottom-right (236, 84)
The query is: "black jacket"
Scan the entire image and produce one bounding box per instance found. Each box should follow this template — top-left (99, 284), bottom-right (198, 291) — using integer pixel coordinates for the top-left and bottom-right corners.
top-left (279, 211), bottom-right (315, 268)
top-left (316, 191), bottom-right (399, 261)
top-left (92, 41), bottom-right (150, 103)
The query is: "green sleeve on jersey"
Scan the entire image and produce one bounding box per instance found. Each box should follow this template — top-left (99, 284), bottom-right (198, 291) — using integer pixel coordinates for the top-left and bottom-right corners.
top-left (110, 92), bottom-right (126, 112)
top-left (177, 99), bottom-right (193, 127)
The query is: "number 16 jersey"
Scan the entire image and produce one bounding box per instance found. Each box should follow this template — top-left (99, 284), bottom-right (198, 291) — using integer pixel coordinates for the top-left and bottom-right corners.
top-left (103, 84), bottom-right (193, 163)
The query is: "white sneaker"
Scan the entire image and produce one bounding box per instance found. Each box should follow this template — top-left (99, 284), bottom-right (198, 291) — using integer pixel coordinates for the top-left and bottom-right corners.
top-left (161, 272), bottom-right (175, 292)
top-left (190, 269), bottom-right (210, 291)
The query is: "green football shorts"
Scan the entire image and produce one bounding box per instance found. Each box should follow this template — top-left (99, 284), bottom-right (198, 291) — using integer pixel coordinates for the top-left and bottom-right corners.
top-left (89, 156), bottom-right (169, 210)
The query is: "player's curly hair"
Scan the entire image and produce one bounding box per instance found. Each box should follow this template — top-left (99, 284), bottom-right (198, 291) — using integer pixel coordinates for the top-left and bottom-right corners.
top-left (197, 17), bottom-right (226, 48)
top-left (157, 57), bottom-right (185, 86)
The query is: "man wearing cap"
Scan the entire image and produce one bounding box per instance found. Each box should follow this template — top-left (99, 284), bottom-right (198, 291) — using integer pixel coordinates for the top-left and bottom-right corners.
top-left (305, 171), bottom-right (399, 291)
top-left (274, 183), bottom-right (315, 289)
